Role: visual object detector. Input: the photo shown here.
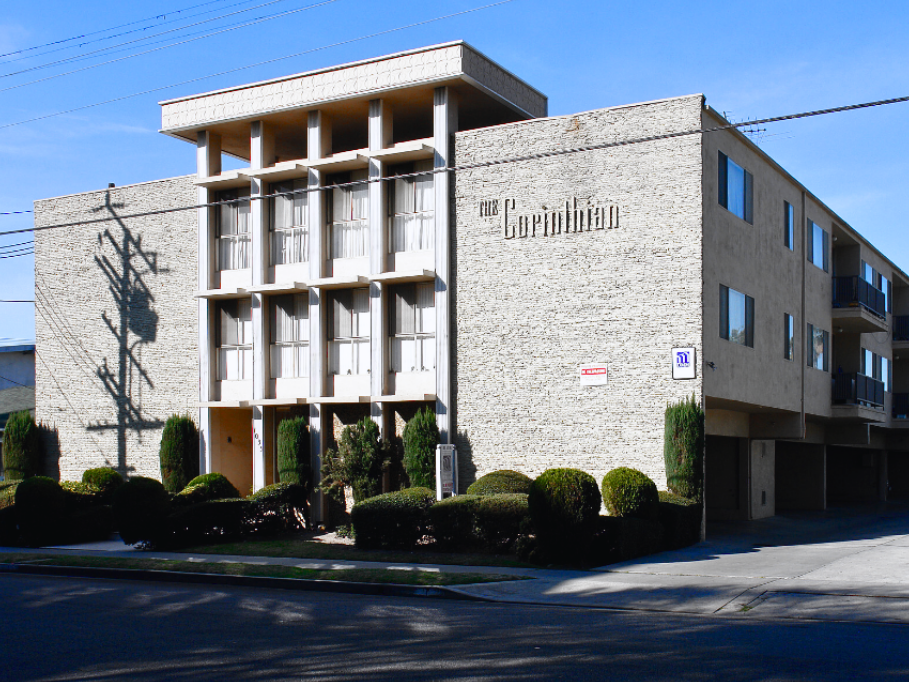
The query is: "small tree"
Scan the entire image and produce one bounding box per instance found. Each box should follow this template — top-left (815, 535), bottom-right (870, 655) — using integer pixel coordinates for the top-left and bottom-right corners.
top-left (159, 415), bottom-right (200, 494)
top-left (319, 417), bottom-right (388, 504)
top-left (402, 407), bottom-right (439, 489)
top-left (2, 410), bottom-right (41, 480)
top-left (663, 395), bottom-right (705, 501)
top-left (277, 415), bottom-right (311, 493)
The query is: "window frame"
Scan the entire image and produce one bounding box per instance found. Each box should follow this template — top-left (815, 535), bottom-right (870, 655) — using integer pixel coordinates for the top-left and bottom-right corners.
top-left (388, 282), bottom-right (436, 374)
top-left (328, 170), bottom-right (369, 260)
top-left (215, 189), bottom-right (251, 271)
top-left (269, 293), bottom-right (309, 379)
top-left (388, 160), bottom-right (435, 254)
top-left (719, 284), bottom-right (755, 348)
top-left (718, 151), bottom-right (754, 224)
top-left (328, 288), bottom-right (370, 376)
top-left (217, 298), bottom-right (253, 381)
top-left (269, 179), bottom-right (309, 266)
top-left (807, 219), bottom-right (830, 272)
top-left (784, 313), bottom-right (794, 361)
top-left (806, 323), bottom-right (829, 372)
top-left (783, 201), bottom-right (794, 250)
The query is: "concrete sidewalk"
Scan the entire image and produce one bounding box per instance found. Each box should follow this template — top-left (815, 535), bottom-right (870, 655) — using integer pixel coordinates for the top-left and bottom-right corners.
top-left (4, 503), bottom-right (909, 624)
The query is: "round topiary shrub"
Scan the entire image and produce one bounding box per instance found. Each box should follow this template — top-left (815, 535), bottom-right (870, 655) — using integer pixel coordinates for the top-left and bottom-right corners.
top-left (277, 416), bottom-right (311, 490)
top-left (2, 410), bottom-right (41, 480)
top-left (466, 470), bottom-right (532, 496)
top-left (600, 467), bottom-right (659, 521)
top-left (528, 468), bottom-right (601, 554)
top-left (82, 467), bottom-right (124, 502)
top-left (112, 476), bottom-right (170, 546)
top-left (159, 415), bottom-right (200, 494)
top-left (14, 476), bottom-right (65, 546)
top-left (177, 473), bottom-right (241, 505)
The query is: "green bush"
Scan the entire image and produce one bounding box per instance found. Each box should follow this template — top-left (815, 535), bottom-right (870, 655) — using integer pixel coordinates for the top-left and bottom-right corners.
top-left (66, 506), bottom-right (114, 544)
top-left (177, 472), bottom-right (241, 505)
top-left (159, 415), bottom-right (200, 494)
top-left (402, 407), bottom-right (439, 489)
top-left (320, 418), bottom-right (389, 505)
top-left (2, 410), bottom-right (41, 480)
top-left (351, 487), bottom-right (435, 550)
top-left (248, 482), bottom-right (308, 533)
top-left (466, 470), bottom-right (532, 496)
top-left (431, 493), bottom-right (530, 551)
top-left (61, 481), bottom-right (104, 509)
top-left (614, 517), bottom-right (664, 562)
top-left (429, 495), bottom-right (479, 549)
top-left (164, 499), bottom-right (252, 548)
top-left (601, 467), bottom-right (659, 521)
top-left (277, 416), bottom-right (311, 490)
top-left (664, 395), bottom-right (705, 501)
top-left (528, 469), bottom-right (601, 558)
top-left (82, 468), bottom-right (124, 502)
top-left (14, 476), bottom-right (65, 546)
top-left (112, 477), bottom-right (170, 546)
top-left (0, 480), bottom-right (20, 510)
top-left (0, 505), bottom-right (18, 545)
top-left (658, 490), bottom-right (702, 550)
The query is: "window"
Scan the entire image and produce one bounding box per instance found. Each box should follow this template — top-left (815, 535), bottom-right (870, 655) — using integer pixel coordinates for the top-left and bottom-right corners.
top-left (330, 171), bottom-right (368, 259)
top-left (783, 201), bottom-right (794, 250)
top-left (807, 219), bottom-right (829, 272)
top-left (270, 294), bottom-right (308, 379)
top-left (328, 289), bottom-right (370, 375)
top-left (390, 283), bottom-right (435, 373)
top-left (807, 323), bottom-right (829, 371)
top-left (389, 160), bottom-right (434, 253)
top-left (719, 285), bottom-right (754, 347)
top-left (862, 349), bottom-right (891, 392)
top-left (270, 180), bottom-right (308, 265)
top-left (862, 260), bottom-right (892, 314)
top-left (718, 151), bottom-right (753, 224)
top-left (216, 189), bottom-right (251, 271)
top-left (784, 313), bottom-right (794, 361)
top-left (218, 299), bottom-right (252, 381)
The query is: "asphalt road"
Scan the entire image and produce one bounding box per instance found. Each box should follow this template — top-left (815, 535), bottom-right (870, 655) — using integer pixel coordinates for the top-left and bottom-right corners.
top-left (3, 574), bottom-right (908, 681)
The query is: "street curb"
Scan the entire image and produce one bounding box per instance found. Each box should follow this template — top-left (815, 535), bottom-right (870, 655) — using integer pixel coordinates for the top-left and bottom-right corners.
top-left (0, 562), bottom-right (486, 601)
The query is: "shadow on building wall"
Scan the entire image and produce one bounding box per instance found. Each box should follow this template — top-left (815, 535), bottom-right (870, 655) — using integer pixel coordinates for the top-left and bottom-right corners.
top-left (86, 191), bottom-right (166, 475)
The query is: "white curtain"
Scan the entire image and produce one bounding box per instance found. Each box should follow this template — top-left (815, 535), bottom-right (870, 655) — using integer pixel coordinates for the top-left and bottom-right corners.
top-left (329, 289), bottom-right (369, 375)
top-left (217, 192), bottom-right (251, 270)
top-left (390, 283), bottom-right (434, 373)
top-left (270, 294), bottom-right (308, 378)
top-left (391, 161), bottom-right (434, 253)
top-left (271, 181), bottom-right (308, 265)
top-left (331, 172), bottom-right (368, 259)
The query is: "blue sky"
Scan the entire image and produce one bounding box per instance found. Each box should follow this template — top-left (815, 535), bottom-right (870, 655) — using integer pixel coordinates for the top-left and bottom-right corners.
top-left (1, 0), bottom-right (908, 340)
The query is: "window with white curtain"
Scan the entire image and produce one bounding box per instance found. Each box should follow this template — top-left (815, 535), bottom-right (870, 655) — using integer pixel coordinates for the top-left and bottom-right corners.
top-left (389, 160), bottom-right (434, 253)
top-left (270, 180), bottom-right (308, 265)
top-left (390, 283), bottom-right (435, 373)
top-left (330, 171), bottom-right (368, 259)
top-left (218, 299), bottom-right (253, 381)
top-left (328, 288), bottom-right (370, 375)
top-left (270, 294), bottom-right (309, 379)
top-left (216, 189), bottom-right (251, 271)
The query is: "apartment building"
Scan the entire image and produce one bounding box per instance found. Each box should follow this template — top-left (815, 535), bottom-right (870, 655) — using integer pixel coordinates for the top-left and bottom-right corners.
top-left (34, 42), bottom-right (909, 522)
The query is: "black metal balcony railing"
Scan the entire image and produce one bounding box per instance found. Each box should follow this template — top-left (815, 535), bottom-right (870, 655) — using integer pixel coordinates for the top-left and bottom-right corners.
top-left (832, 276), bottom-right (887, 319)
top-left (894, 394), bottom-right (909, 420)
top-left (832, 372), bottom-right (885, 409)
top-left (894, 316), bottom-right (909, 342)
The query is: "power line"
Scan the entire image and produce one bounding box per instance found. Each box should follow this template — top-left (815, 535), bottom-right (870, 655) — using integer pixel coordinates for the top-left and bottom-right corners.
top-left (0, 211), bottom-right (33, 216)
top-left (0, 0), bottom-right (262, 65)
top-left (3, 93), bottom-right (908, 238)
top-left (0, 373), bottom-right (32, 387)
top-left (0, 0), bottom-right (519, 130)
top-left (0, 300), bottom-right (34, 303)
top-left (0, 250), bottom-right (33, 258)
top-left (0, 240), bottom-right (34, 250)
top-left (0, 0), bottom-right (238, 59)
top-left (0, 0), bottom-right (342, 93)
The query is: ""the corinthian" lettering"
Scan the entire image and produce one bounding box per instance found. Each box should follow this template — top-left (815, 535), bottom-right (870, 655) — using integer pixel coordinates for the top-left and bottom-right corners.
top-left (502, 197), bottom-right (619, 239)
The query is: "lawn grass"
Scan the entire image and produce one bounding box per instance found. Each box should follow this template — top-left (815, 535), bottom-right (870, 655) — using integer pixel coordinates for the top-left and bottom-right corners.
top-left (172, 532), bottom-right (535, 569)
top-left (0, 552), bottom-right (527, 586)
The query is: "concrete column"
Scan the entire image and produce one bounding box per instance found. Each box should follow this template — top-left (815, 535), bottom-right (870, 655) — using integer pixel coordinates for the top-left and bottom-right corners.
top-left (749, 439), bottom-right (776, 520)
top-left (880, 450), bottom-right (889, 501)
top-left (369, 99), bottom-right (391, 432)
top-left (196, 130), bottom-right (220, 473)
top-left (433, 87), bottom-right (458, 444)
top-left (307, 111), bottom-right (329, 521)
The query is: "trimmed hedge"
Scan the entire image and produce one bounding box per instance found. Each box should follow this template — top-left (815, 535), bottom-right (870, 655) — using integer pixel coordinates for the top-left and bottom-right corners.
top-left (277, 416), bottom-right (311, 489)
top-left (664, 396), bottom-right (704, 501)
top-left (61, 481), bottom-right (105, 509)
top-left (658, 491), bottom-right (702, 550)
top-left (402, 407), bottom-right (439, 490)
top-left (0, 505), bottom-right (17, 545)
top-left (177, 473), bottom-right (241, 505)
top-left (429, 495), bottom-right (479, 549)
top-left (601, 467), bottom-right (659, 521)
top-left (164, 499), bottom-right (252, 548)
top-left (112, 477), bottom-right (170, 546)
top-left (2, 410), bottom-right (41, 480)
top-left (82, 468), bottom-right (124, 502)
top-left (14, 476), bottom-right (65, 546)
top-left (351, 487), bottom-right (435, 550)
top-left (248, 482), bottom-right (308, 533)
top-left (159, 415), bottom-right (200, 494)
top-left (0, 480), bottom-right (20, 510)
top-left (466, 470), bottom-right (532, 496)
top-left (528, 468), bottom-right (601, 555)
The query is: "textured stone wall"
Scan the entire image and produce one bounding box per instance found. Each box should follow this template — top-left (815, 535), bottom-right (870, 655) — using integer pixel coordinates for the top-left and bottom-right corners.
top-left (33, 177), bottom-right (198, 481)
top-left (452, 96), bottom-right (705, 489)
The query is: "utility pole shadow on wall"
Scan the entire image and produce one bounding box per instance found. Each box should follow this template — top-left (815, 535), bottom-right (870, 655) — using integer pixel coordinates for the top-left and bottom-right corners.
top-left (86, 191), bottom-right (167, 475)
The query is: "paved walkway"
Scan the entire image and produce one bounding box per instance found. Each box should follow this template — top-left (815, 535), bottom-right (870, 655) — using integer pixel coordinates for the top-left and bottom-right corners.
top-left (5, 502), bottom-right (909, 624)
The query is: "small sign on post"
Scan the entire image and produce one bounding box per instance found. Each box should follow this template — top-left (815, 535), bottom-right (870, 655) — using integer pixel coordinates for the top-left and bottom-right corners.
top-left (436, 444), bottom-right (457, 501)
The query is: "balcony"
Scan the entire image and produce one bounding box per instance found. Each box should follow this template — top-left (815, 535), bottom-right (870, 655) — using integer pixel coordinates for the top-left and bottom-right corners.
top-left (831, 372), bottom-right (887, 422)
top-left (894, 316), bottom-right (909, 350)
top-left (831, 276), bottom-right (888, 333)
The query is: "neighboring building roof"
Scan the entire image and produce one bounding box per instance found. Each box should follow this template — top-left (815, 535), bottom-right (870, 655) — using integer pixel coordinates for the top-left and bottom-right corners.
top-left (0, 339), bottom-right (35, 354)
top-left (0, 386), bottom-right (36, 428)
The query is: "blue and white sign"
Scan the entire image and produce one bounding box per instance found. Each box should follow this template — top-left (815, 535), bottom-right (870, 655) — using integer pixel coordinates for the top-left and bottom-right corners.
top-left (672, 347), bottom-right (696, 380)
